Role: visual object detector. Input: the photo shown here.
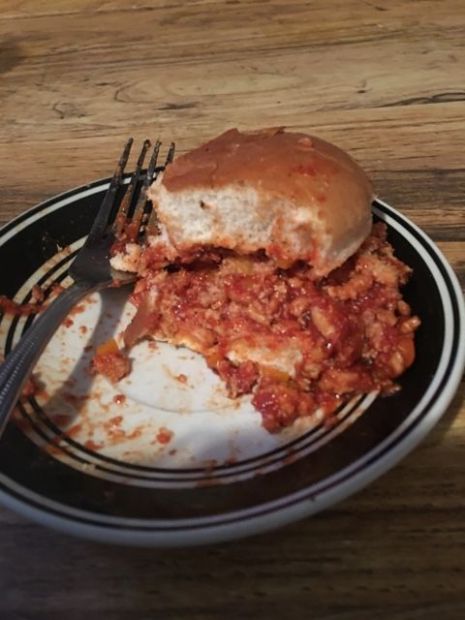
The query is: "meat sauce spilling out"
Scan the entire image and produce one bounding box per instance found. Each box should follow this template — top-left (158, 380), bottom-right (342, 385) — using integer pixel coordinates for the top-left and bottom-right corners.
top-left (98, 223), bottom-right (420, 433)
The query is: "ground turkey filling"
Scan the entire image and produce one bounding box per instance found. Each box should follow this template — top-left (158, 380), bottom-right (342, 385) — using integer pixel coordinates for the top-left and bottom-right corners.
top-left (99, 223), bottom-right (420, 432)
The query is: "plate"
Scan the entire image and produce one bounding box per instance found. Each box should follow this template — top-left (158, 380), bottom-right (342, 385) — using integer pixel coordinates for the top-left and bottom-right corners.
top-left (0, 177), bottom-right (463, 547)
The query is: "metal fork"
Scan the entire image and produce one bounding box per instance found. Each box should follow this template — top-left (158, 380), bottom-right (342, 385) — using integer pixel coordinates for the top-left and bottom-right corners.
top-left (0, 138), bottom-right (174, 437)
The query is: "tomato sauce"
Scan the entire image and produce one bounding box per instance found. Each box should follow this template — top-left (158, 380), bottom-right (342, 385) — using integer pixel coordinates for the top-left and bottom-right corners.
top-left (118, 224), bottom-right (420, 432)
top-left (92, 339), bottom-right (131, 383)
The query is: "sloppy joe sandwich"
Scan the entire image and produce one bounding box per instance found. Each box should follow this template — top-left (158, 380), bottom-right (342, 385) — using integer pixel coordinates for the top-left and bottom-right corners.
top-left (103, 128), bottom-right (420, 432)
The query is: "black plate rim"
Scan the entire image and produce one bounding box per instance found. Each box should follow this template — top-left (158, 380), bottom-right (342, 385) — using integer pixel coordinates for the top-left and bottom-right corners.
top-left (0, 180), bottom-right (463, 547)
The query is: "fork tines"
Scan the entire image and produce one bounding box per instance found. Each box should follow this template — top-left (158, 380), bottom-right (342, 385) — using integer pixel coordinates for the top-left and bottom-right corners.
top-left (112, 138), bottom-right (175, 242)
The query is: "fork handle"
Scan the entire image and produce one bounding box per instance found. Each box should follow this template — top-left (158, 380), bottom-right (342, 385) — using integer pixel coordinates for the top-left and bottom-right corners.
top-left (0, 281), bottom-right (98, 436)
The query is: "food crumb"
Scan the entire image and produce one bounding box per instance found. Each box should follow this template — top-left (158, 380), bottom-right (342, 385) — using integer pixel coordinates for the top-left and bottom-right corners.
top-left (63, 317), bottom-right (74, 328)
top-left (63, 392), bottom-right (87, 405)
top-left (49, 283), bottom-right (65, 300)
top-left (66, 423), bottom-right (83, 437)
top-left (91, 339), bottom-right (131, 382)
top-left (84, 439), bottom-right (104, 451)
top-left (74, 304), bottom-right (86, 314)
top-left (105, 415), bottom-right (123, 428)
top-left (21, 374), bottom-right (40, 399)
top-left (104, 415), bottom-right (126, 442)
top-left (31, 284), bottom-right (44, 304)
top-left (155, 427), bottom-right (173, 445)
top-left (175, 373), bottom-right (188, 384)
top-left (51, 414), bottom-right (71, 427)
top-left (79, 325), bottom-right (88, 335)
top-left (127, 426), bottom-right (143, 439)
top-left (113, 394), bottom-right (127, 405)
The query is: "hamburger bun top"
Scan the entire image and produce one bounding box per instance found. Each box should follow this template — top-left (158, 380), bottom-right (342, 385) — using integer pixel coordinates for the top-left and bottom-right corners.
top-left (147, 127), bottom-right (373, 276)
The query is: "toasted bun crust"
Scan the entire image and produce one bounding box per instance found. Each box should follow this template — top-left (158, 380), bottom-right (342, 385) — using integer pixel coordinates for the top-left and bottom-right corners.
top-left (147, 128), bottom-right (373, 275)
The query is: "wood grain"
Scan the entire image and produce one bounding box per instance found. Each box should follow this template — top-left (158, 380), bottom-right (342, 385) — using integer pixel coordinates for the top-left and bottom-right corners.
top-left (0, 1), bottom-right (464, 618)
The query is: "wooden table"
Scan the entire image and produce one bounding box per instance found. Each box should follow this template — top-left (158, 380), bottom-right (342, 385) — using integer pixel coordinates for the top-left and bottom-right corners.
top-left (1, 1), bottom-right (464, 617)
